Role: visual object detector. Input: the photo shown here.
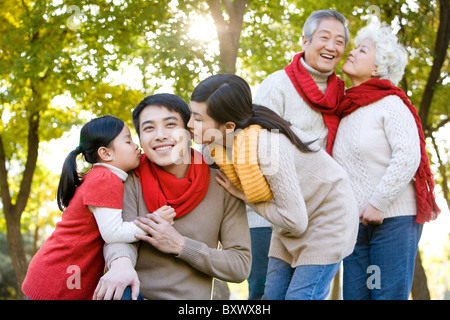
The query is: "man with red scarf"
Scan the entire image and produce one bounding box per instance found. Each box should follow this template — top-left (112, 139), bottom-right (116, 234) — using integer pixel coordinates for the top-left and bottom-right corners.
top-left (93, 94), bottom-right (251, 300)
top-left (247, 10), bottom-right (349, 300)
top-left (255, 10), bottom-right (349, 154)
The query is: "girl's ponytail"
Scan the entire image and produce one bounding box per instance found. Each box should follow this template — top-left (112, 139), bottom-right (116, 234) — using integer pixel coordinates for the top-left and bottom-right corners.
top-left (57, 146), bottom-right (83, 211)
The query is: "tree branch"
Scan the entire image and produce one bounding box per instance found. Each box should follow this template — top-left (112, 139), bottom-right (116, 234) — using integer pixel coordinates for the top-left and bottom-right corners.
top-left (419, 0), bottom-right (450, 128)
top-left (0, 133), bottom-right (12, 212)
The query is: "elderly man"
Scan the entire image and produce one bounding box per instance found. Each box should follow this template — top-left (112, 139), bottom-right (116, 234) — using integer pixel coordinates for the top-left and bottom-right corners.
top-left (93, 93), bottom-right (251, 300)
top-left (255, 9), bottom-right (349, 152)
top-left (247, 10), bottom-right (349, 300)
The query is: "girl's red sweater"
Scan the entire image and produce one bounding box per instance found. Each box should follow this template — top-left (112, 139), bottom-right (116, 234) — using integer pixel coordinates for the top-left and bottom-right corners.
top-left (22, 166), bottom-right (124, 300)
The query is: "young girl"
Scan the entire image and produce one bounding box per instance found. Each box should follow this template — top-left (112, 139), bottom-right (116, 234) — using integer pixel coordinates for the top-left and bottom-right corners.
top-left (188, 74), bottom-right (358, 300)
top-left (22, 115), bottom-right (175, 300)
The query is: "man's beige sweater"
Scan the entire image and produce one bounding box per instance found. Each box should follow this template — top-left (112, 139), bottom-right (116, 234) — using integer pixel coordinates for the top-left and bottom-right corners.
top-left (249, 128), bottom-right (359, 267)
top-left (103, 168), bottom-right (252, 300)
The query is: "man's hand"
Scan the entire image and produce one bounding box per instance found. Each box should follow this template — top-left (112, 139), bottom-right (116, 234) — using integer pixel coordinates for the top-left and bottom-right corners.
top-left (134, 213), bottom-right (185, 255)
top-left (93, 257), bottom-right (140, 300)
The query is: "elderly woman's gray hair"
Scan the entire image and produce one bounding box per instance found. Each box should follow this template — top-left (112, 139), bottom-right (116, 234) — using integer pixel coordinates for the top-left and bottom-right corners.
top-left (354, 25), bottom-right (408, 86)
top-left (303, 10), bottom-right (350, 45)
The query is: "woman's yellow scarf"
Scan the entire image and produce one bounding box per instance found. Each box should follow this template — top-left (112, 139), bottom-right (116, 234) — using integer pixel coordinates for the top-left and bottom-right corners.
top-left (208, 125), bottom-right (273, 203)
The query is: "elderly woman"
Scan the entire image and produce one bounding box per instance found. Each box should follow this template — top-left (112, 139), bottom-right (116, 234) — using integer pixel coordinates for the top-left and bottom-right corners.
top-left (332, 25), bottom-right (440, 300)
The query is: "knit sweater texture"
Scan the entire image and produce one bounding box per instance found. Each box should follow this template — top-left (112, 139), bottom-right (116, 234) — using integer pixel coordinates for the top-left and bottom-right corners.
top-left (103, 168), bottom-right (252, 300)
top-left (250, 57), bottom-right (333, 228)
top-left (332, 95), bottom-right (421, 217)
top-left (22, 166), bottom-right (124, 300)
top-left (248, 128), bottom-right (359, 266)
top-left (209, 125), bottom-right (274, 203)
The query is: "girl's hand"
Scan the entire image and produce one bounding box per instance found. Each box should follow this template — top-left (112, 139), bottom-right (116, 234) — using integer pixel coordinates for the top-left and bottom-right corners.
top-left (134, 214), bottom-right (185, 255)
top-left (215, 169), bottom-right (246, 202)
top-left (360, 204), bottom-right (384, 226)
top-left (154, 205), bottom-right (176, 225)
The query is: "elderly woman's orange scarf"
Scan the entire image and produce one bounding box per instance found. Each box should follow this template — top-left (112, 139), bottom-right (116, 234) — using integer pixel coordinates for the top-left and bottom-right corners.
top-left (208, 125), bottom-right (273, 203)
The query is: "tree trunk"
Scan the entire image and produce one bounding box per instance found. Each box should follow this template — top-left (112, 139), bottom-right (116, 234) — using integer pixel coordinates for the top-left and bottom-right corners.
top-left (411, 251), bottom-right (431, 300)
top-left (0, 110), bottom-right (40, 299)
top-left (418, 0), bottom-right (450, 129)
top-left (4, 210), bottom-right (28, 299)
top-left (207, 0), bottom-right (248, 73)
top-left (430, 132), bottom-right (450, 208)
top-left (411, 0), bottom-right (450, 300)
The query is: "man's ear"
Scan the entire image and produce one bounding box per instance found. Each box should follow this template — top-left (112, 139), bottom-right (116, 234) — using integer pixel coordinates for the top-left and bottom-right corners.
top-left (301, 35), bottom-right (308, 47)
top-left (97, 146), bottom-right (113, 162)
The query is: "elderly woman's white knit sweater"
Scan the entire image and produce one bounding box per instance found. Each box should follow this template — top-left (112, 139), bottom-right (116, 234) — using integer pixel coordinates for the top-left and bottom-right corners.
top-left (332, 95), bottom-right (421, 217)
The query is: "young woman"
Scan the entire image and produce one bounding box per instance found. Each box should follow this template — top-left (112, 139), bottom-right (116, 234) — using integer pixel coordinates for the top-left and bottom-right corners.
top-left (333, 24), bottom-right (440, 300)
top-left (188, 74), bottom-right (359, 300)
top-left (22, 115), bottom-right (174, 300)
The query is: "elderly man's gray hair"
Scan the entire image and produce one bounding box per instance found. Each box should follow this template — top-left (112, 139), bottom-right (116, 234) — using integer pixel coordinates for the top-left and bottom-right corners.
top-left (303, 10), bottom-right (350, 45)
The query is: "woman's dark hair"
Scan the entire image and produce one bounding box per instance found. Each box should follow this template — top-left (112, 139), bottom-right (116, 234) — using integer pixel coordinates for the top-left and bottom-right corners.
top-left (191, 74), bottom-right (315, 153)
top-left (132, 93), bottom-right (191, 135)
top-left (56, 115), bottom-right (125, 211)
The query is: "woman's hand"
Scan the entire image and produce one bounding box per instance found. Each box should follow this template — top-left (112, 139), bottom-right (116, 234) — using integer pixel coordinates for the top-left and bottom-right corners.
top-left (215, 170), bottom-right (246, 201)
top-left (360, 204), bottom-right (384, 226)
top-left (134, 213), bottom-right (185, 255)
top-left (93, 257), bottom-right (140, 300)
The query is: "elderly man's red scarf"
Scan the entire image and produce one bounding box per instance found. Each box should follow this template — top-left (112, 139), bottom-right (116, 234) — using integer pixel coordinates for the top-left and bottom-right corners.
top-left (134, 149), bottom-right (210, 219)
top-left (284, 51), bottom-right (345, 154)
top-left (336, 78), bottom-right (440, 224)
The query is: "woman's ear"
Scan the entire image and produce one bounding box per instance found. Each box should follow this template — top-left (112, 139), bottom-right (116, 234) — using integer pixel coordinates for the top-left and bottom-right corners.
top-left (224, 121), bottom-right (236, 134)
top-left (97, 146), bottom-right (113, 162)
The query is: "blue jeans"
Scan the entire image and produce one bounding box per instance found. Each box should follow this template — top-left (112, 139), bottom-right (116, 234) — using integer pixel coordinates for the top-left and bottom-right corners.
top-left (120, 286), bottom-right (144, 300)
top-left (343, 216), bottom-right (423, 300)
top-left (263, 257), bottom-right (340, 300)
top-left (248, 227), bottom-right (272, 300)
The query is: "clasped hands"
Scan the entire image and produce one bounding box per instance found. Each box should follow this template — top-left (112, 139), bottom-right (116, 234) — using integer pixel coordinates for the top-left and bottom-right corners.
top-left (134, 211), bottom-right (185, 256)
top-left (93, 208), bottom-right (185, 300)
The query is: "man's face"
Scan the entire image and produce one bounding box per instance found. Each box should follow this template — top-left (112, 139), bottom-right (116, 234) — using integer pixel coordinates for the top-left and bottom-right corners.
top-left (138, 105), bottom-right (191, 169)
top-left (302, 18), bottom-right (346, 73)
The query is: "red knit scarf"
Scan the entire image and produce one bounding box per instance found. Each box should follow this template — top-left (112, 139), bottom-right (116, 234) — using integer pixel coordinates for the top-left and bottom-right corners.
top-left (336, 78), bottom-right (440, 224)
top-left (284, 51), bottom-right (345, 154)
top-left (134, 149), bottom-right (210, 219)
